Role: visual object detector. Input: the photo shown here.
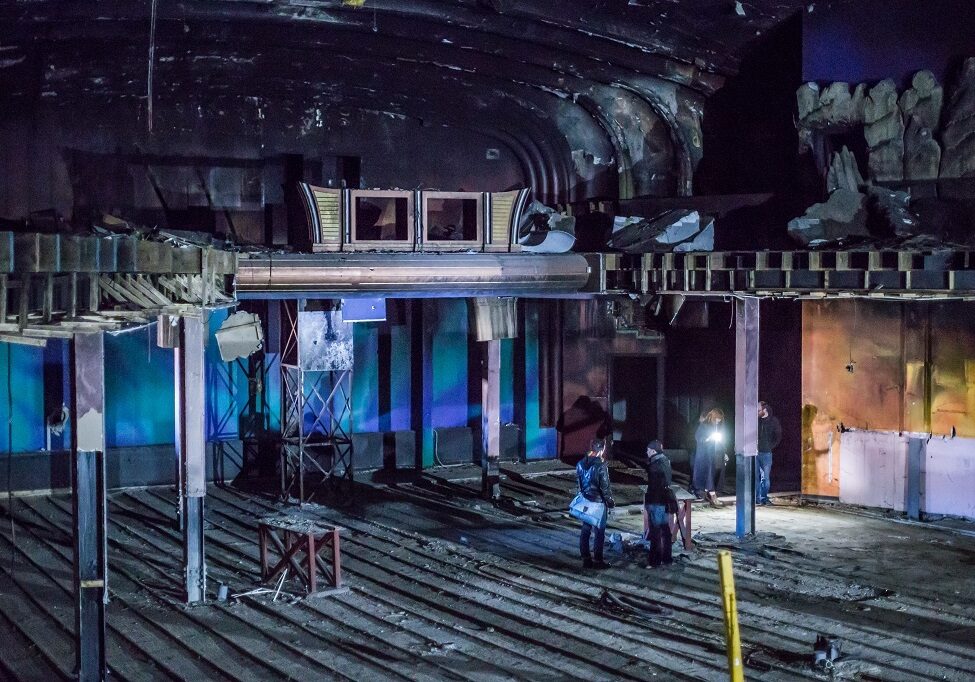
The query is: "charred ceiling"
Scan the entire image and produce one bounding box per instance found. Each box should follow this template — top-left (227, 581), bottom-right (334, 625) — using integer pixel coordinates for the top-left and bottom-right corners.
top-left (0, 0), bottom-right (807, 205)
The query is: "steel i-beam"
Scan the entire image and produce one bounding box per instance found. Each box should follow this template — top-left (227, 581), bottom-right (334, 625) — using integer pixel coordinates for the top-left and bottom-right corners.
top-left (70, 332), bottom-right (108, 681)
top-left (175, 313), bottom-right (207, 603)
top-left (481, 338), bottom-right (502, 500)
top-left (734, 297), bottom-right (759, 538)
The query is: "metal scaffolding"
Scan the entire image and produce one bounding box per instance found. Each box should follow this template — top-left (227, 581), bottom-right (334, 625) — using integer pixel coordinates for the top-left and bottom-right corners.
top-left (210, 349), bottom-right (273, 483)
top-left (278, 300), bottom-right (354, 505)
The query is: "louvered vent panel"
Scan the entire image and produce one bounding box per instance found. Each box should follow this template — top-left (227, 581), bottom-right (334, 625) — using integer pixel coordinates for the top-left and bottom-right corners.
top-left (316, 190), bottom-right (342, 245)
top-left (491, 194), bottom-right (515, 247)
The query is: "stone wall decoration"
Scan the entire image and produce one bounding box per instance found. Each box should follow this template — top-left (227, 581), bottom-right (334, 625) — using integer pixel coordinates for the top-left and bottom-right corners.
top-left (867, 187), bottom-right (920, 237)
top-left (797, 82), bottom-right (866, 129)
top-left (898, 70), bottom-right (943, 130)
top-left (787, 189), bottom-right (869, 246)
top-left (864, 79), bottom-right (905, 182)
top-left (903, 115), bottom-right (941, 180)
top-left (940, 57), bottom-right (975, 178)
top-left (826, 146), bottom-right (865, 193)
top-left (796, 81), bottom-right (866, 150)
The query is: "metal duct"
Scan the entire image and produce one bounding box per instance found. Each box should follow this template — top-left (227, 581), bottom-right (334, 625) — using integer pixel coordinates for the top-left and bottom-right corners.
top-left (235, 253), bottom-right (591, 298)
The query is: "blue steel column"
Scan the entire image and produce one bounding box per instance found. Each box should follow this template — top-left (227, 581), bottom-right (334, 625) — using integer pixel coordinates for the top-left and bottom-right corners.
top-left (906, 437), bottom-right (925, 520)
top-left (70, 332), bottom-right (107, 681)
top-left (734, 297), bottom-right (759, 538)
top-left (176, 314), bottom-right (207, 603)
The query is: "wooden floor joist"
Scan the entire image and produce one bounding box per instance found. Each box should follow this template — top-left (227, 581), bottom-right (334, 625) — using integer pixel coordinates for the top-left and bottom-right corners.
top-left (2, 472), bottom-right (974, 681)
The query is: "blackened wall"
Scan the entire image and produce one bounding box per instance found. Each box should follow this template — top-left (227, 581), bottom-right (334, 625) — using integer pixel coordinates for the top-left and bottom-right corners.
top-left (0, 101), bottom-right (524, 237)
top-left (694, 11), bottom-right (805, 249)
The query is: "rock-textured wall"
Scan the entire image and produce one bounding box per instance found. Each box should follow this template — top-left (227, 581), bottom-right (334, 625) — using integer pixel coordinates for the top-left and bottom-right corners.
top-left (790, 62), bottom-right (975, 246)
top-left (863, 79), bottom-right (905, 182)
top-left (940, 59), bottom-right (975, 178)
top-left (797, 61), bottom-right (975, 184)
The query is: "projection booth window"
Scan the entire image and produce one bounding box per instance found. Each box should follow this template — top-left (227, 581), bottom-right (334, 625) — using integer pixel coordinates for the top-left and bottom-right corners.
top-left (425, 196), bottom-right (480, 242)
top-left (353, 195), bottom-right (410, 241)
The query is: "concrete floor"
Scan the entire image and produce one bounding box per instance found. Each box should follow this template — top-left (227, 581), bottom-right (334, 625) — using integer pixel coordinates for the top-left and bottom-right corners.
top-left (1, 465), bottom-right (973, 681)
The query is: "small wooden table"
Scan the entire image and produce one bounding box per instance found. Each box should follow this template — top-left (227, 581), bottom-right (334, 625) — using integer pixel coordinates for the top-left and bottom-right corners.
top-left (258, 515), bottom-right (344, 596)
top-left (642, 485), bottom-right (694, 550)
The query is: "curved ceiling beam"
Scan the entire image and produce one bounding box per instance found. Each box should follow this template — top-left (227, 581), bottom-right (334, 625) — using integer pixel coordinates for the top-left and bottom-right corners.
top-left (1, 13), bottom-right (701, 201)
top-left (39, 31), bottom-right (670, 201)
top-left (0, 1), bottom-right (729, 92)
top-left (32, 39), bottom-right (605, 202)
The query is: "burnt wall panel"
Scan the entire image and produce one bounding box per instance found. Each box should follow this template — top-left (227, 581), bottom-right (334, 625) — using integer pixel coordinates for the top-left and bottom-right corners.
top-left (558, 299), bottom-right (664, 460)
top-left (801, 300), bottom-right (975, 498)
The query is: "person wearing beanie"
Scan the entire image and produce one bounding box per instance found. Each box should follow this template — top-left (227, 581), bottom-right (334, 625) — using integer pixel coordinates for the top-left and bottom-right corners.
top-left (643, 440), bottom-right (675, 568)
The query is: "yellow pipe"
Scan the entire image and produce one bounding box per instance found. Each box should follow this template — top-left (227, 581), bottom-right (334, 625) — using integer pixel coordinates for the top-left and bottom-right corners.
top-left (718, 550), bottom-right (745, 682)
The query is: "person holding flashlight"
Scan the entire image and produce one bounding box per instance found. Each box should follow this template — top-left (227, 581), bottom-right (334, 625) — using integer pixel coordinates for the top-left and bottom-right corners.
top-left (692, 408), bottom-right (728, 508)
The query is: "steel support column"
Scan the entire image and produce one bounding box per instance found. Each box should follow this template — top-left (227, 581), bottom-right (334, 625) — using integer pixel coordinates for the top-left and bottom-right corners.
top-left (734, 298), bottom-right (759, 539)
top-left (481, 338), bottom-right (502, 499)
top-left (70, 332), bottom-right (107, 682)
top-left (176, 313), bottom-right (207, 603)
top-left (906, 437), bottom-right (925, 521)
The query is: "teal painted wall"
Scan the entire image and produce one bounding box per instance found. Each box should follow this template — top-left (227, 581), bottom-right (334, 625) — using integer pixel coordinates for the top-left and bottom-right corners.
top-left (524, 301), bottom-right (557, 459)
top-left (105, 325), bottom-right (175, 448)
top-left (389, 323), bottom-right (411, 431)
top-left (344, 298), bottom-right (555, 465)
top-left (205, 308), bottom-right (250, 441)
top-left (2, 300), bottom-right (558, 462)
top-left (2, 311), bottom-right (248, 454)
top-left (352, 323), bottom-right (379, 433)
top-left (0, 343), bottom-right (45, 454)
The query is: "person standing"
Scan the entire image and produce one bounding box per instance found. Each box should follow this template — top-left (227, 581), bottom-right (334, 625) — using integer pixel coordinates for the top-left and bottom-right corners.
top-left (643, 440), bottom-right (675, 568)
top-left (576, 438), bottom-right (615, 569)
top-left (692, 408), bottom-right (727, 508)
top-left (756, 401), bottom-right (782, 505)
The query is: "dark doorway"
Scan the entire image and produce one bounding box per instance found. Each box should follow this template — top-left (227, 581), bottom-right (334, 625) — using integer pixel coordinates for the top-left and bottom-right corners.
top-left (611, 355), bottom-right (660, 460)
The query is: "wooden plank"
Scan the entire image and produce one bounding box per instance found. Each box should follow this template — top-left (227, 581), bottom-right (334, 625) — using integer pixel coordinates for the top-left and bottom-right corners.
top-left (0, 231), bottom-right (13, 272)
top-left (14, 233), bottom-right (59, 272)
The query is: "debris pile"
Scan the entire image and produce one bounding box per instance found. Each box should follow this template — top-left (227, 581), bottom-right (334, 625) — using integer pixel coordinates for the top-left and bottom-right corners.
top-left (517, 200), bottom-right (576, 253)
top-left (607, 209), bottom-right (715, 253)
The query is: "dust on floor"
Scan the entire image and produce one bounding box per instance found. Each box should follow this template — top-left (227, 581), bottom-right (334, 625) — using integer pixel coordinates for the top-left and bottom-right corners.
top-left (1, 471), bottom-right (973, 681)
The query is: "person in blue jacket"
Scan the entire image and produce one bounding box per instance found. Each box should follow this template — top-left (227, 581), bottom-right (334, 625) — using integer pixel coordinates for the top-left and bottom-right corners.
top-left (576, 438), bottom-right (615, 569)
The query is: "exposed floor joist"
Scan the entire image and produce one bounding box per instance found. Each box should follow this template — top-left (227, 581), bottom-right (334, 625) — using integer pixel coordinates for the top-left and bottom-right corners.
top-left (1, 468), bottom-right (973, 681)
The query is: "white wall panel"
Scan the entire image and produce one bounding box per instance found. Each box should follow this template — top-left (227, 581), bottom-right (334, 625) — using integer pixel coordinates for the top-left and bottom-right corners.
top-left (924, 438), bottom-right (975, 519)
top-left (839, 430), bottom-right (906, 511)
top-left (840, 430), bottom-right (975, 520)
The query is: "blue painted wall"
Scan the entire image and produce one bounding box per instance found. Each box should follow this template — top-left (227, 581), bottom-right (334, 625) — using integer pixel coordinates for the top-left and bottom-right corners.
top-left (105, 325), bottom-right (175, 448)
top-left (524, 301), bottom-right (557, 459)
top-left (2, 299), bottom-right (557, 463)
top-left (2, 311), bottom-right (248, 454)
top-left (0, 342), bottom-right (45, 454)
top-left (803, 0), bottom-right (975, 85)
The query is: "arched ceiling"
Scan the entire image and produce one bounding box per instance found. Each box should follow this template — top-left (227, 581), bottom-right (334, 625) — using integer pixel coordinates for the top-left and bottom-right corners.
top-left (0, 0), bottom-right (808, 202)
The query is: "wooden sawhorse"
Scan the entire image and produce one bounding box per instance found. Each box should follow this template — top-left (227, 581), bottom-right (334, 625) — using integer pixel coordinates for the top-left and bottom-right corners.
top-left (258, 516), bottom-right (344, 597)
top-left (642, 486), bottom-right (694, 550)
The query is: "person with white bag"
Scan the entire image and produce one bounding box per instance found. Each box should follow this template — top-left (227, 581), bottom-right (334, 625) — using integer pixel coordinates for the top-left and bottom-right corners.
top-left (571, 438), bottom-right (615, 569)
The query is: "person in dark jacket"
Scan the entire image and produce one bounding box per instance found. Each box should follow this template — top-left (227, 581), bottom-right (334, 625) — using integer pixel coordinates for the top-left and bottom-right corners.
top-left (692, 408), bottom-right (728, 507)
top-left (756, 401), bottom-right (782, 505)
top-left (643, 440), bottom-right (674, 568)
top-left (576, 438), bottom-right (615, 569)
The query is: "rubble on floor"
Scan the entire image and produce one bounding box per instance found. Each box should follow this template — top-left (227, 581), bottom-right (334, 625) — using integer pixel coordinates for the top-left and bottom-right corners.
top-left (2, 466), bottom-right (974, 681)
